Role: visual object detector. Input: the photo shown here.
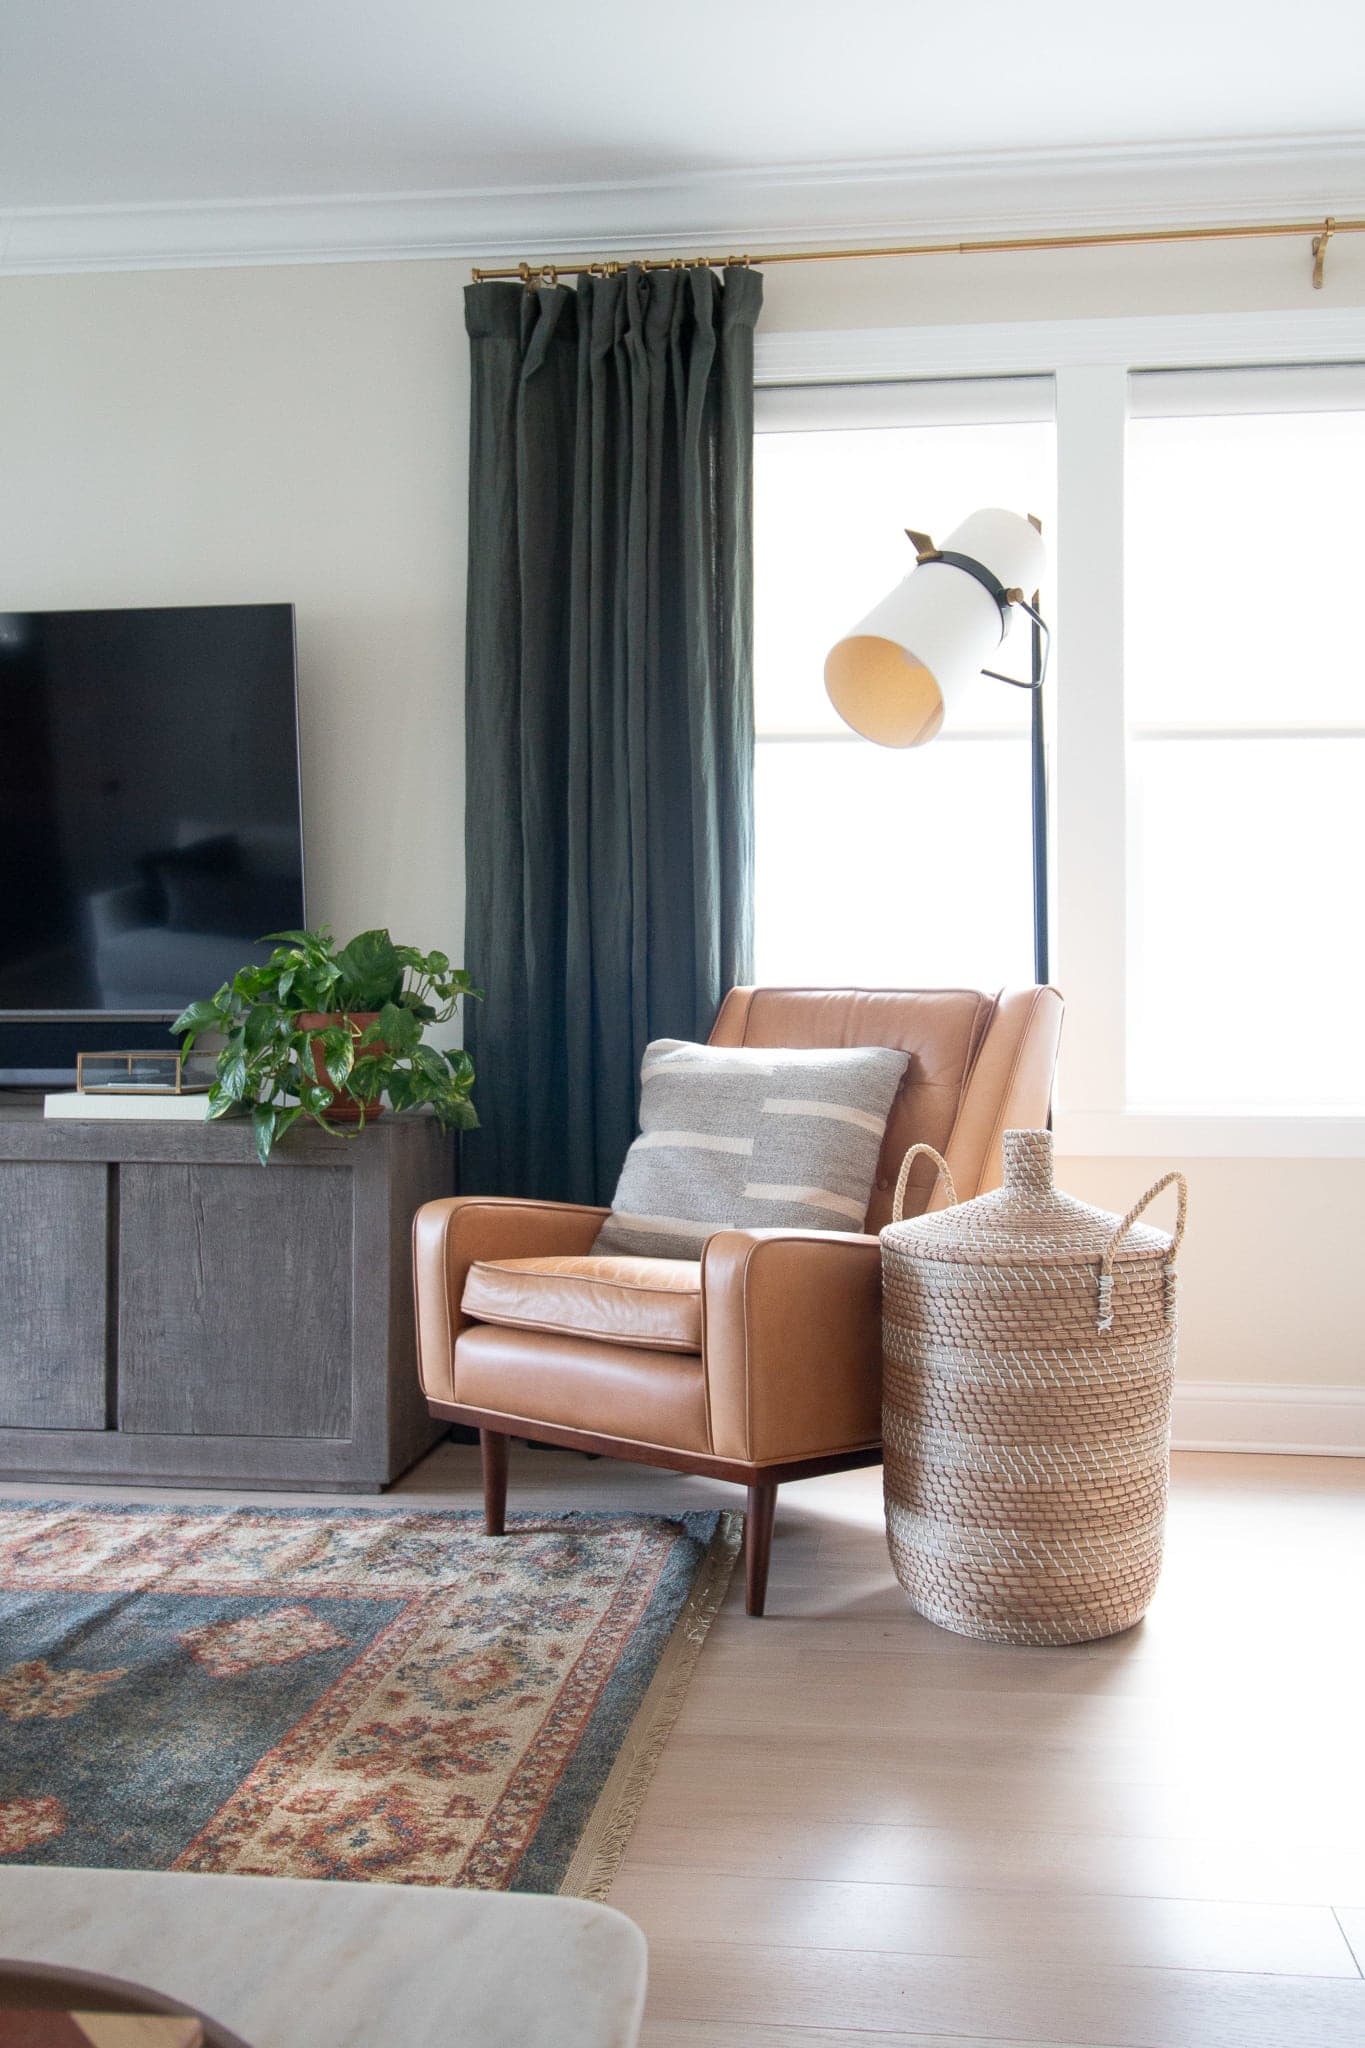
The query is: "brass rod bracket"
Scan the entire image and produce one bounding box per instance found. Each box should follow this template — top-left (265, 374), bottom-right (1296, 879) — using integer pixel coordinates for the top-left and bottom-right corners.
top-left (905, 528), bottom-right (940, 563)
top-left (1312, 217), bottom-right (1335, 290)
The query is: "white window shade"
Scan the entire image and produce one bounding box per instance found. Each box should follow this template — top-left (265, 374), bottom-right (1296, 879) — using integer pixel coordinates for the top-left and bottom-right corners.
top-left (1126, 403), bottom-right (1365, 731)
top-left (1128, 736), bottom-right (1365, 1114)
top-left (1124, 362), bottom-right (1365, 1115)
top-left (756, 737), bottom-right (1035, 991)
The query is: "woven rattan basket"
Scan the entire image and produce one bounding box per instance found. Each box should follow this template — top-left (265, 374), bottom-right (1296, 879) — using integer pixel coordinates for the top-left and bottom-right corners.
top-left (881, 1128), bottom-right (1187, 1646)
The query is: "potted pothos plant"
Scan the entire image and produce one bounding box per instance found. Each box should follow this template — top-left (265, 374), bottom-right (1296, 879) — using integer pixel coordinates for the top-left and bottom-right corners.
top-left (172, 925), bottom-right (481, 1164)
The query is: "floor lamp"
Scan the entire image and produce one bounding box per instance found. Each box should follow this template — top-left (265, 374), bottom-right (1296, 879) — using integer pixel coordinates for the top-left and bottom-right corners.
top-left (823, 508), bottom-right (1052, 985)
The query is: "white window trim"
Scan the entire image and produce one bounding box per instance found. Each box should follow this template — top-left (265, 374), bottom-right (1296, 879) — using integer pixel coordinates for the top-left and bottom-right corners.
top-left (755, 305), bottom-right (1365, 1159)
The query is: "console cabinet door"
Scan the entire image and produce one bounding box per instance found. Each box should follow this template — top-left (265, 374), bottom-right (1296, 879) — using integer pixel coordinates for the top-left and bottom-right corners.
top-left (116, 1162), bottom-right (353, 1439)
top-left (0, 1162), bottom-right (110, 1429)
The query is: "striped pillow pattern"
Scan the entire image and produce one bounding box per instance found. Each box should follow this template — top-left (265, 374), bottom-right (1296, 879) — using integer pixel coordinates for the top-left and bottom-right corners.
top-left (593, 1039), bottom-right (910, 1259)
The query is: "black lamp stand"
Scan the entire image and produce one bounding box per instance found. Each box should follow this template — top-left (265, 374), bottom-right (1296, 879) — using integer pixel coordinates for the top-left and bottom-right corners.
top-left (905, 522), bottom-right (1052, 986)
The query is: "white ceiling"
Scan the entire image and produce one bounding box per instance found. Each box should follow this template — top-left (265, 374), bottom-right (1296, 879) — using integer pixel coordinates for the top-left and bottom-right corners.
top-left (2, 0), bottom-right (1362, 210)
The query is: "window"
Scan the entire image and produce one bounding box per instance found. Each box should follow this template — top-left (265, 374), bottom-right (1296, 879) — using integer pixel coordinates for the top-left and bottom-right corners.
top-left (752, 343), bottom-right (1365, 1148)
top-left (1126, 366), bottom-right (1365, 1114)
top-left (754, 380), bottom-right (1055, 990)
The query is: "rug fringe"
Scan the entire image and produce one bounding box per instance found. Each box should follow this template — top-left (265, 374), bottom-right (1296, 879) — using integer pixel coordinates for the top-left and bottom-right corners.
top-left (557, 1509), bottom-right (743, 1901)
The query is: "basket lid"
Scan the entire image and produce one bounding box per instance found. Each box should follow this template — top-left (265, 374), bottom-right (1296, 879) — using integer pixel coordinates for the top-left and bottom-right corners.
top-left (882, 1129), bottom-right (1174, 1267)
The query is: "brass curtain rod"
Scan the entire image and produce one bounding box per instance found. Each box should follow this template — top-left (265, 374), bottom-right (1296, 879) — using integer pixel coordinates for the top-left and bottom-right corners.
top-left (472, 213), bottom-right (1361, 291)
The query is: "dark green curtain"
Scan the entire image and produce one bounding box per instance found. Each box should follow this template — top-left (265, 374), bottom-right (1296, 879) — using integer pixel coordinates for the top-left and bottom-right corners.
top-left (461, 263), bottom-right (764, 1204)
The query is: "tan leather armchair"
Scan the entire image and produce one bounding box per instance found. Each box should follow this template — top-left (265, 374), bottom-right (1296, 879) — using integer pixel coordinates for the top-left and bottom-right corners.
top-left (414, 985), bottom-right (1062, 1614)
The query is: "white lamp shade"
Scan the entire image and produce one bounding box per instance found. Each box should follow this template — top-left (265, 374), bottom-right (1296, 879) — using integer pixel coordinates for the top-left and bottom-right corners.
top-left (824, 508), bottom-right (1047, 748)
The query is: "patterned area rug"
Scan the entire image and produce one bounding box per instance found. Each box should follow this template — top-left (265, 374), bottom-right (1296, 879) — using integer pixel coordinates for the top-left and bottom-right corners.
top-left (0, 1500), bottom-right (738, 1897)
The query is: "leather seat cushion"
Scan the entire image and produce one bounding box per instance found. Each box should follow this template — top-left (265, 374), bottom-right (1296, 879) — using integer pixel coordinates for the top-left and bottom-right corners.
top-left (461, 1254), bottom-right (703, 1353)
top-left (453, 1324), bottom-right (710, 1453)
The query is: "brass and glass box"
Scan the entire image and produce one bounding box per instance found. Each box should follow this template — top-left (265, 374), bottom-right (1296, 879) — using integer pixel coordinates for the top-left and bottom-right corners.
top-left (75, 1050), bottom-right (217, 1095)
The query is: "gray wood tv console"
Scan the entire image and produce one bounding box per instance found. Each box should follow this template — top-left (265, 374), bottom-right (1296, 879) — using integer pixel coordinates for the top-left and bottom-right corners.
top-left (0, 1101), bottom-right (454, 1490)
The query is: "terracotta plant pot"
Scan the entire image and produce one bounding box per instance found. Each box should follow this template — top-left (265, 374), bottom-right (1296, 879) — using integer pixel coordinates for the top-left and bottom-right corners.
top-left (295, 1011), bottom-right (386, 1123)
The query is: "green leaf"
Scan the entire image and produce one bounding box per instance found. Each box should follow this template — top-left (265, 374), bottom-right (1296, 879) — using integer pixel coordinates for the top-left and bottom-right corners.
top-left (244, 1004), bottom-right (278, 1052)
top-left (319, 1026), bottom-right (354, 1090)
top-left (301, 1082), bottom-right (334, 1117)
top-left (335, 928), bottom-right (402, 1009)
top-left (231, 964), bottom-right (270, 1001)
top-left (444, 1047), bottom-right (475, 1086)
top-left (276, 966), bottom-right (296, 1007)
top-left (251, 1102), bottom-right (278, 1167)
top-left (376, 1000), bottom-right (421, 1055)
top-left (384, 1067), bottom-right (417, 1112)
top-left (206, 1083), bottom-right (238, 1120)
top-left (171, 997), bottom-right (222, 1041)
top-left (435, 1096), bottom-right (480, 1132)
top-left (218, 1047), bottom-right (249, 1100)
top-left (349, 1054), bottom-right (385, 1102)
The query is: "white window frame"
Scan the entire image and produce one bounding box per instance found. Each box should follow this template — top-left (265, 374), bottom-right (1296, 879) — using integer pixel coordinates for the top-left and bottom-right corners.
top-left (754, 306), bottom-right (1365, 1158)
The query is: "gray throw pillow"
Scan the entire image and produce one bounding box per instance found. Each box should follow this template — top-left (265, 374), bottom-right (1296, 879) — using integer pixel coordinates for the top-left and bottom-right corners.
top-left (594, 1039), bottom-right (910, 1259)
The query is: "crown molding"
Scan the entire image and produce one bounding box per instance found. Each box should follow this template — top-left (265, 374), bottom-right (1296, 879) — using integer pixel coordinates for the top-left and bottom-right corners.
top-left (2, 131), bottom-right (1364, 277)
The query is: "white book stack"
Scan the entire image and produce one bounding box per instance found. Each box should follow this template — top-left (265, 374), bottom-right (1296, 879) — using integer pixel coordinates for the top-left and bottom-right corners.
top-left (44, 1092), bottom-right (215, 1121)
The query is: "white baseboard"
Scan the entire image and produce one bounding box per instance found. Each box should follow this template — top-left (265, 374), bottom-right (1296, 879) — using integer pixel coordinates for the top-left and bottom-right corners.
top-left (1172, 1381), bottom-right (1365, 1457)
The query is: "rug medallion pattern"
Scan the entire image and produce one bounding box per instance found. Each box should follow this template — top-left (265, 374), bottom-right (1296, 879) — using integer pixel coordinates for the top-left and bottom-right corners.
top-left (0, 1502), bottom-right (729, 1893)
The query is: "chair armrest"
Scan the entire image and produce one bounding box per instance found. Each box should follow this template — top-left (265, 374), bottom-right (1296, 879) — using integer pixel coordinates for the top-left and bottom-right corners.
top-left (941, 983), bottom-right (1063, 1203)
top-left (413, 1195), bottom-right (610, 1403)
top-left (701, 1228), bottom-right (883, 1464)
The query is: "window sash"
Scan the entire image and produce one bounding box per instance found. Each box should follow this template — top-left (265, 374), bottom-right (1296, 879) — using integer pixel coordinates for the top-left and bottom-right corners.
top-left (756, 375), bottom-right (1055, 433)
top-left (1129, 361), bottom-right (1365, 417)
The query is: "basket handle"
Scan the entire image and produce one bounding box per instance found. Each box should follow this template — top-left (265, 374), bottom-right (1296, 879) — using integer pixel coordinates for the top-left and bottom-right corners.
top-left (1097, 1170), bottom-right (1189, 1332)
top-left (891, 1143), bottom-right (958, 1224)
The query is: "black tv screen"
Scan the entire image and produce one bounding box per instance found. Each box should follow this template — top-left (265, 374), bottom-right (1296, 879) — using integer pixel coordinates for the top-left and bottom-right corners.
top-left (0, 604), bottom-right (303, 1066)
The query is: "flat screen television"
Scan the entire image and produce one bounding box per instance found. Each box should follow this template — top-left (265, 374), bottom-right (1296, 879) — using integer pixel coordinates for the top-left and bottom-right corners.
top-left (0, 603), bottom-right (304, 1085)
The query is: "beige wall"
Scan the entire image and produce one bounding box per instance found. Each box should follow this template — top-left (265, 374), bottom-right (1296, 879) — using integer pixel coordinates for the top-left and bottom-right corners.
top-left (2, 239), bottom-right (1362, 1400)
top-left (757, 233), bottom-right (1365, 330)
top-left (0, 260), bottom-right (471, 961)
top-left (1057, 1156), bottom-right (1361, 1394)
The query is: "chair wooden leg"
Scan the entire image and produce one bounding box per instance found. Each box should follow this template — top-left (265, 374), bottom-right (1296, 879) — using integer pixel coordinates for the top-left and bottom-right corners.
top-left (481, 1429), bottom-right (509, 1536)
top-left (744, 1480), bottom-right (777, 1616)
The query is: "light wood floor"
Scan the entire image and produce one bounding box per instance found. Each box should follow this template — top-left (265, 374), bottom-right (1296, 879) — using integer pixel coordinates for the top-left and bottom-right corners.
top-left (15, 1442), bottom-right (1365, 2048)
